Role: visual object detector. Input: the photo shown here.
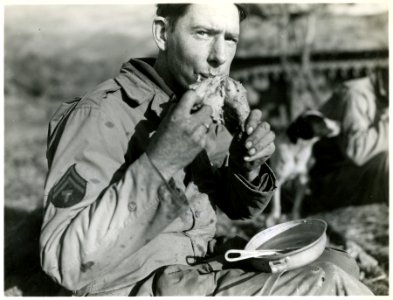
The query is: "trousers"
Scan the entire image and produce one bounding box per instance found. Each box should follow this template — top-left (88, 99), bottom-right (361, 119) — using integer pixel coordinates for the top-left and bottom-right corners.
top-left (130, 247), bottom-right (373, 296)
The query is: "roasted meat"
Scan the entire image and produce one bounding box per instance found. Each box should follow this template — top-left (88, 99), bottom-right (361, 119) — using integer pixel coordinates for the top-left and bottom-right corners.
top-left (189, 76), bottom-right (250, 134)
top-left (223, 77), bottom-right (251, 133)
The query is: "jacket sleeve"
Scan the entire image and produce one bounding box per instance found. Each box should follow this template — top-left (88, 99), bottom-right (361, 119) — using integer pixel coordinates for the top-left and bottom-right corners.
top-left (191, 142), bottom-right (276, 221)
top-left (334, 87), bottom-right (389, 166)
top-left (213, 162), bottom-right (276, 220)
top-left (40, 97), bottom-right (189, 292)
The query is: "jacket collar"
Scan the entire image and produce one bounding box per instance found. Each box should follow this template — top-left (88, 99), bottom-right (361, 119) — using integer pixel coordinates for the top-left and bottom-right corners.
top-left (115, 58), bottom-right (176, 119)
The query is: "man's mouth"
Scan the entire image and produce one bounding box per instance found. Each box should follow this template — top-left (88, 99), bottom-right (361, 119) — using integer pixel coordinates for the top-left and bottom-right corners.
top-left (197, 74), bottom-right (211, 82)
top-left (196, 73), bottom-right (220, 82)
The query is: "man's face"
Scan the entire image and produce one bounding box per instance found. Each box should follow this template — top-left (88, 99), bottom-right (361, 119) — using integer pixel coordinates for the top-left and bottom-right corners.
top-left (165, 4), bottom-right (240, 92)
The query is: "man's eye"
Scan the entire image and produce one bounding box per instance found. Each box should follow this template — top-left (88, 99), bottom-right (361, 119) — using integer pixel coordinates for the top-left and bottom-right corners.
top-left (197, 31), bottom-right (209, 37)
top-left (225, 39), bottom-right (238, 45)
top-left (226, 37), bottom-right (238, 44)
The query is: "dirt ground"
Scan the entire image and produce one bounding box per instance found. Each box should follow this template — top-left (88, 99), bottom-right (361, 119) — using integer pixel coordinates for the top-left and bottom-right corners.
top-left (3, 95), bottom-right (389, 296)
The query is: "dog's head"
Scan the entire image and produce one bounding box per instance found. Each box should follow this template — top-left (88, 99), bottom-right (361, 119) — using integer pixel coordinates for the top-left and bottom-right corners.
top-left (287, 111), bottom-right (340, 144)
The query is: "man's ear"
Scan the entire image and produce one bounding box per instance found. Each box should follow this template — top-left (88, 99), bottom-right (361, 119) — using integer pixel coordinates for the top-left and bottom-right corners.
top-left (152, 16), bottom-right (169, 51)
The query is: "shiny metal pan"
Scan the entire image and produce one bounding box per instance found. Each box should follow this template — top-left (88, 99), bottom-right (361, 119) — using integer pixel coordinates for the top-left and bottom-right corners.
top-left (225, 218), bottom-right (327, 273)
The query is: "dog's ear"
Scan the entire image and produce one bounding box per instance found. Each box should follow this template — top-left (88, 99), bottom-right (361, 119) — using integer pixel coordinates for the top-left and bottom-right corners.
top-left (287, 115), bottom-right (316, 142)
top-left (287, 121), bottom-right (299, 144)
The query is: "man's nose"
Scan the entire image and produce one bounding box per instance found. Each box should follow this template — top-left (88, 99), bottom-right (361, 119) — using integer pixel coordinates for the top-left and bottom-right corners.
top-left (208, 37), bottom-right (227, 68)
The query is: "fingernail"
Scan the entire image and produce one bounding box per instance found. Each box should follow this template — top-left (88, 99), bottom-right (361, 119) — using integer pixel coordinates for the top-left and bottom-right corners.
top-left (245, 141), bottom-right (252, 149)
top-left (249, 148), bottom-right (256, 155)
top-left (247, 127), bottom-right (253, 134)
top-left (244, 156), bottom-right (250, 161)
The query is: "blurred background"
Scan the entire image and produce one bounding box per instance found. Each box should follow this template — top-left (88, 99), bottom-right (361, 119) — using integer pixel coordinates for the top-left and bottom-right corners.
top-left (4, 3), bottom-right (389, 296)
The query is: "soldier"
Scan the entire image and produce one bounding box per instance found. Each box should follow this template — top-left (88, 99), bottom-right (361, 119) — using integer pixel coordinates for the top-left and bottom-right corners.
top-left (40, 3), bottom-right (373, 296)
top-left (306, 67), bottom-right (389, 213)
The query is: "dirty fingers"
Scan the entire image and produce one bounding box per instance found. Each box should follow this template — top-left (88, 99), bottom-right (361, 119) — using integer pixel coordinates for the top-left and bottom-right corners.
top-left (243, 110), bottom-right (276, 162)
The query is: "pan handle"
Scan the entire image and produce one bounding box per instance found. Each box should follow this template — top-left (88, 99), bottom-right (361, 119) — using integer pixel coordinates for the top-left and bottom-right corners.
top-left (224, 249), bottom-right (278, 262)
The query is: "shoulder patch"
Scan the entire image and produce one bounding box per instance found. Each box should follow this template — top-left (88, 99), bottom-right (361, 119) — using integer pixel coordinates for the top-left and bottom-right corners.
top-left (49, 164), bottom-right (87, 208)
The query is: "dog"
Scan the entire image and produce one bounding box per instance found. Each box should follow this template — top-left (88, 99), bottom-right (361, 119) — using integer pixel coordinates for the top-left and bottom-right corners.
top-left (266, 110), bottom-right (340, 226)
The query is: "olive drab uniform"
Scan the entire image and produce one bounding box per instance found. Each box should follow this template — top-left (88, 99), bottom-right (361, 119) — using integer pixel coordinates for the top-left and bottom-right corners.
top-left (41, 58), bottom-right (276, 294)
top-left (40, 58), bottom-right (373, 296)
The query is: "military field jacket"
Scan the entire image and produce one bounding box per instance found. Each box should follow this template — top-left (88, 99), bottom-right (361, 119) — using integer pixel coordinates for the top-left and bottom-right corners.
top-left (318, 76), bottom-right (389, 166)
top-left (40, 58), bottom-right (276, 295)
top-left (309, 76), bottom-right (389, 207)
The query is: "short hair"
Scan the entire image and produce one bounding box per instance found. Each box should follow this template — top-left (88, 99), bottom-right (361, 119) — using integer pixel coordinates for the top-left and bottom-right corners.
top-left (156, 3), bottom-right (247, 29)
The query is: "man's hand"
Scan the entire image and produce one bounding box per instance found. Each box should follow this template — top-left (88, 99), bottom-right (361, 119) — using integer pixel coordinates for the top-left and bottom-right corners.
top-left (229, 109), bottom-right (275, 181)
top-left (146, 90), bottom-right (213, 180)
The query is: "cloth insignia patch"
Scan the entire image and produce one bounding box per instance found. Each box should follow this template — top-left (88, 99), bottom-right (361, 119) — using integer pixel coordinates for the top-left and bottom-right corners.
top-left (49, 164), bottom-right (87, 208)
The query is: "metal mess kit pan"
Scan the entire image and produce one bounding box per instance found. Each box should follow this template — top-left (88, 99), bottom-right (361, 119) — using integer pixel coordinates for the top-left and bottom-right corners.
top-left (225, 218), bottom-right (328, 273)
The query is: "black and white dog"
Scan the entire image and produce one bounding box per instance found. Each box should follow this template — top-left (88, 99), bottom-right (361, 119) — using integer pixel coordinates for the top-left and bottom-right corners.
top-left (267, 110), bottom-right (341, 226)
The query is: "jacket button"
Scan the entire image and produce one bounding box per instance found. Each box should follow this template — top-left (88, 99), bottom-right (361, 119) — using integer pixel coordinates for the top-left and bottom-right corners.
top-left (128, 201), bottom-right (137, 212)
